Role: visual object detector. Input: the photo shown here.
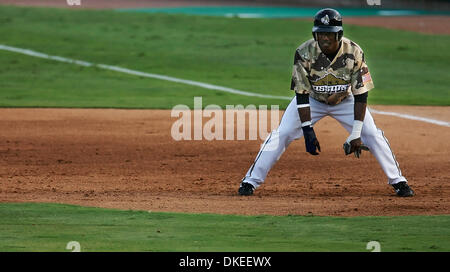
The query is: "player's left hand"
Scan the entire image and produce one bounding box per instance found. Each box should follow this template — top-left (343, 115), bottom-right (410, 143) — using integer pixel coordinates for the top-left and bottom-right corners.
top-left (343, 138), bottom-right (369, 158)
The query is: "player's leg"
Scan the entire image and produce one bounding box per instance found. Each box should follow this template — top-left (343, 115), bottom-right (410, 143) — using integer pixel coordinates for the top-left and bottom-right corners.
top-left (331, 96), bottom-right (413, 196)
top-left (239, 97), bottom-right (327, 195)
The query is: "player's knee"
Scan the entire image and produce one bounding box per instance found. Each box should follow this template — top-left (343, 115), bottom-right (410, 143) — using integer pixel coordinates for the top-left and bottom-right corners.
top-left (361, 124), bottom-right (378, 137)
top-left (273, 126), bottom-right (297, 141)
top-left (361, 128), bottom-right (380, 145)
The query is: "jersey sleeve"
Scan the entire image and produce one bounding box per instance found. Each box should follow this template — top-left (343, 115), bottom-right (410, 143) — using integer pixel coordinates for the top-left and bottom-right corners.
top-left (290, 49), bottom-right (312, 94)
top-left (351, 48), bottom-right (374, 95)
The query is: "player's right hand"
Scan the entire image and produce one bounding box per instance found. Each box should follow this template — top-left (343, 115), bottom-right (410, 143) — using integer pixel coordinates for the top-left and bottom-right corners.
top-left (301, 126), bottom-right (321, 155)
top-left (343, 138), bottom-right (369, 158)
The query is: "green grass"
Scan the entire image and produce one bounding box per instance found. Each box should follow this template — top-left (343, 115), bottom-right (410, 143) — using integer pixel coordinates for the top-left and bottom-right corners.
top-left (0, 203), bottom-right (448, 252)
top-left (0, 5), bottom-right (449, 108)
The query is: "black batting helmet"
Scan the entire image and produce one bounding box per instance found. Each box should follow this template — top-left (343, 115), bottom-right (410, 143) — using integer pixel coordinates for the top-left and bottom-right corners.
top-left (312, 8), bottom-right (343, 41)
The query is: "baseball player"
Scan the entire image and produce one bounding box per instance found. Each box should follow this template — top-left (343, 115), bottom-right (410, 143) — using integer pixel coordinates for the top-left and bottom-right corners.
top-left (238, 8), bottom-right (414, 197)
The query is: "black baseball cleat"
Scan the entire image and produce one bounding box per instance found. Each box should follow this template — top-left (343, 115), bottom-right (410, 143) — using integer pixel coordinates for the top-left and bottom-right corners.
top-left (238, 182), bottom-right (255, 196)
top-left (392, 181), bottom-right (414, 197)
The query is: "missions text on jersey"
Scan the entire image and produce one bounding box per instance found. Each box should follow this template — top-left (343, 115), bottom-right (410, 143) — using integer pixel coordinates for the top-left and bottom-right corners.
top-left (291, 37), bottom-right (374, 105)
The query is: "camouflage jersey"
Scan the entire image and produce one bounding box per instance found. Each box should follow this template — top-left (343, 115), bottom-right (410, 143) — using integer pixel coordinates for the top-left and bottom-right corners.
top-left (290, 37), bottom-right (374, 105)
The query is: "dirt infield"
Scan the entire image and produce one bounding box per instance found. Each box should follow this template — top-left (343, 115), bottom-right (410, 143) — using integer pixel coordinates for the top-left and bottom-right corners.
top-left (344, 16), bottom-right (450, 35)
top-left (0, 107), bottom-right (448, 216)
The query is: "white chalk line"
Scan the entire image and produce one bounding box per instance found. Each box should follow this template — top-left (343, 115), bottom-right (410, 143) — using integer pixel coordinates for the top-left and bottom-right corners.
top-left (369, 109), bottom-right (449, 127)
top-left (1, 44), bottom-right (448, 127)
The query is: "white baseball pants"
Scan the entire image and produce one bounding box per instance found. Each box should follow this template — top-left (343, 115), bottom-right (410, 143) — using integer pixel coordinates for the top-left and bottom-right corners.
top-left (242, 95), bottom-right (407, 188)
